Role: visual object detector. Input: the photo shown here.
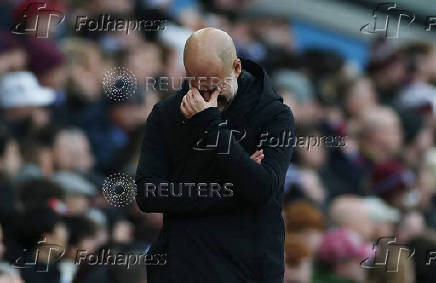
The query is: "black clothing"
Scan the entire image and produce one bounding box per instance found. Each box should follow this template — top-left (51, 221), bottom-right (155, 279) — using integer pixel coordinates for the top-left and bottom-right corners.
top-left (135, 60), bottom-right (295, 283)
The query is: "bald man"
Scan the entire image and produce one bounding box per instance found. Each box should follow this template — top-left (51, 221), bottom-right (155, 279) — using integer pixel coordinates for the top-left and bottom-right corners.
top-left (135, 28), bottom-right (295, 283)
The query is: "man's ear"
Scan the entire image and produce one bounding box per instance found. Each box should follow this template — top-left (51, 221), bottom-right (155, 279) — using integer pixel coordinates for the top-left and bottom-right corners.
top-left (233, 58), bottom-right (242, 78)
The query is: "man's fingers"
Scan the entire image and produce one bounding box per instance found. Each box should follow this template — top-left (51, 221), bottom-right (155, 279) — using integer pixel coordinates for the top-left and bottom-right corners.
top-left (183, 94), bottom-right (195, 114)
top-left (250, 149), bottom-right (264, 162)
top-left (181, 96), bottom-right (193, 118)
top-left (210, 87), bottom-right (220, 104)
top-left (180, 102), bottom-right (189, 118)
top-left (190, 87), bottom-right (200, 97)
top-left (191, 88), bottom-right (205, 103)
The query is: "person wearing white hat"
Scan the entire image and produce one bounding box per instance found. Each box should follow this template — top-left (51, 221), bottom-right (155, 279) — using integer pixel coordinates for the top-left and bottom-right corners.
top-left (0, 72), bottom-right (55, 136)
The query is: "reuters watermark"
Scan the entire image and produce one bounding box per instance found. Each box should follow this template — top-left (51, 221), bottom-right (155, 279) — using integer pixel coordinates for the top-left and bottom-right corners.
top-left (144, 183), bottom-right (234, 198)
top-left (144, 76), bottom-right (234, 93)
top-left (102, 173), bottom-right (137, 207)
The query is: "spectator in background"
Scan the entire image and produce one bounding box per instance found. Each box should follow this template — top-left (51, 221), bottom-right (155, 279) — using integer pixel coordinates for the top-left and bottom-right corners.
top-left (363, 197), bottom-right (400, 241)
top-left (0, 127), bottom-right (21, 218)
top-left (0, 32), bottom-right (26, 76)
top-left (16, 179), bottom-right (65, 212)
top-left (329, 195), bottom-right (374, 241)
top-left (370, 160), bottom-right (417, 210)
top-left (25, 39), bottom-right (66, 93)
top-left (63, 38), bottom-right (104, 104)
top-left (283, 200), bottom-right (324, 282)
top-left (398, 211), bottom-right (426, 243)
top-left (60, 215), bottom-right (99, 283)
top-left (0, 127), bottom-right (21, 179)
top-left (317, 106), bottom-right (403, 199)
top-left (284, 200), bottom-right (325, 255)
top-left (398, 109), bottom-right (433, 170)
top-left (284, 233), bottom-right (312, 283)
top-left (286, 126), bottom-right (328, 204)
top-left (16, 125), bottom-right (58, 179)
top-left (273, 70), bottom-right (320, 126)
top-left (52, 172), bottom-right (96, 215)
top-left (314, 228), bottom-right (372, 283)
top-left (398, 42), bottom-right (436, 115)
top-left (17, 208), bottom-right (67, 283)
top-left (366, 37), bottom-right (406, 106)
top-left (0, 264), bottom-right (23, 283)
top-left (339, 77), bottom-right (377, 121)
top-left (81, 90), bottom-right (149, 172)
top-left (358, 106), bottom-right (403, 164)
top-left (0, 72), bottom-right (55, 138)
top-left (52, 127), bottom-right (95, 173)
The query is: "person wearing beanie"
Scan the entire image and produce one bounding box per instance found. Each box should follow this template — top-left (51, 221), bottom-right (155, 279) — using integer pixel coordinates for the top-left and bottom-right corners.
top-left (313, 228), bottom-right (372, 283)
top-left (370, 159), bottom-right (416, 209)
top-left (0, 31), bottom-right (26, 76)
top-left (25, 38), bottom-right (66, 92)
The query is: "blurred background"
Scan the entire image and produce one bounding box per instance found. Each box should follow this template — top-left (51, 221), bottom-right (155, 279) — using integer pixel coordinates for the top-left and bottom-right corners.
top-left (1, 0), bottom-right (436, 282)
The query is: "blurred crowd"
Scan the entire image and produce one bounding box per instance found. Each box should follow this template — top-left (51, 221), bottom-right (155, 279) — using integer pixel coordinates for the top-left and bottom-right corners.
top-left (1, 0), bottom-right (436, 282)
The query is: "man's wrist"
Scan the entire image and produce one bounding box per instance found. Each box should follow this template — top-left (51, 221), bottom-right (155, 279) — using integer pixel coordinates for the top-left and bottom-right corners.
top-left (186, 107), bottom-right (221, 136)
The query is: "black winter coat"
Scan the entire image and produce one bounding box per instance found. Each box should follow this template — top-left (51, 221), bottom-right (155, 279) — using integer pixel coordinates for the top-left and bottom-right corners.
top-left (135, 59), bottom-right (295, 283)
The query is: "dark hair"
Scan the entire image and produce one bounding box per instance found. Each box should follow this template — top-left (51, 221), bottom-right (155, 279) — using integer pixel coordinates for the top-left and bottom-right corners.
top-left (16, 208), bottom-right (63, 249)
top-left (17, 178), bottom-right (64, 211)
top-left (63, 215), bottom-right (98, 246)
top-left (401, 42), bottom-right (434, 73)
top-left (19, 124), bottom-right (59, 164)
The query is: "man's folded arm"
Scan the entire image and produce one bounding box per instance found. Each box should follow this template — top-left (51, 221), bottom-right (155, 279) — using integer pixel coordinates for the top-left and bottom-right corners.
top-left (188, 105), bottom-right (295, 205)
top-left (135, 103), bottom-right (239, 214)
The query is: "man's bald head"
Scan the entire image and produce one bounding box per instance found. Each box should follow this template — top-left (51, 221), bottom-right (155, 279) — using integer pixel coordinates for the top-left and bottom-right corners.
top-left (184, 27), bottom-right (238, 76)
top-left (183, 28), bottom-right (241, 110)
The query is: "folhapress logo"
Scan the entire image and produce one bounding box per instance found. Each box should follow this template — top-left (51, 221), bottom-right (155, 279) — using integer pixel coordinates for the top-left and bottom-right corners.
top-left (360, 3), bottom-right (415, 39)
top-left (10, 1), bottom-right (65, 38)
top-left (12, 238), bottom-right (65, 272)
top-left (361, 237), bottom-right (415, 272)
top-left (361, 2), bottom-right (436, 38)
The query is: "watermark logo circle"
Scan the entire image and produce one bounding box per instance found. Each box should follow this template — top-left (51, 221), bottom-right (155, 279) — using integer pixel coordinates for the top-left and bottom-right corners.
top-left (102, 173), bottom-right (137, 207)
top-left (102, 66), bottom-right (137, 102)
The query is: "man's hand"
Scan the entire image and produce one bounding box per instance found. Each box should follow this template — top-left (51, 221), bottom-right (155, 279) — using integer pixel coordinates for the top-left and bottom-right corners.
top-left (180, 87), bottom-right (220, 119)
top-left (250, 149), bottom-right (264, 164)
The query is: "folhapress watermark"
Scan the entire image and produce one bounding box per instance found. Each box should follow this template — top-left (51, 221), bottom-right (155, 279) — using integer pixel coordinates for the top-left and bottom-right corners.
top-left (361, 2), bottom-right (436, 38)
top-left (193, 123), bottom-right (346, 154)
top-left (361, 237), bottom-right (415, 272)
top-left (12, 238), bottom-right (65, 272)
top-left (10, 1), bottom-right (65, 38)
top-left (10, 3), bottom-right (165, 38)
top-left (76, 249), bottom-right (166, 268)
top-left (12, 241), bottom-right (166, 272)
top-left (75, 15), bottom-right (166, 35)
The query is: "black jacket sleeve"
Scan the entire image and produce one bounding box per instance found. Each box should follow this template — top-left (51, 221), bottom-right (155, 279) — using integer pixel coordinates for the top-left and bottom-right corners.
top-left (135, 102), bottom-right (295, 214)
top-left (135, 103), bottom-right (239, 214)
top-left (188, 105), bottom-right (295, 205)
